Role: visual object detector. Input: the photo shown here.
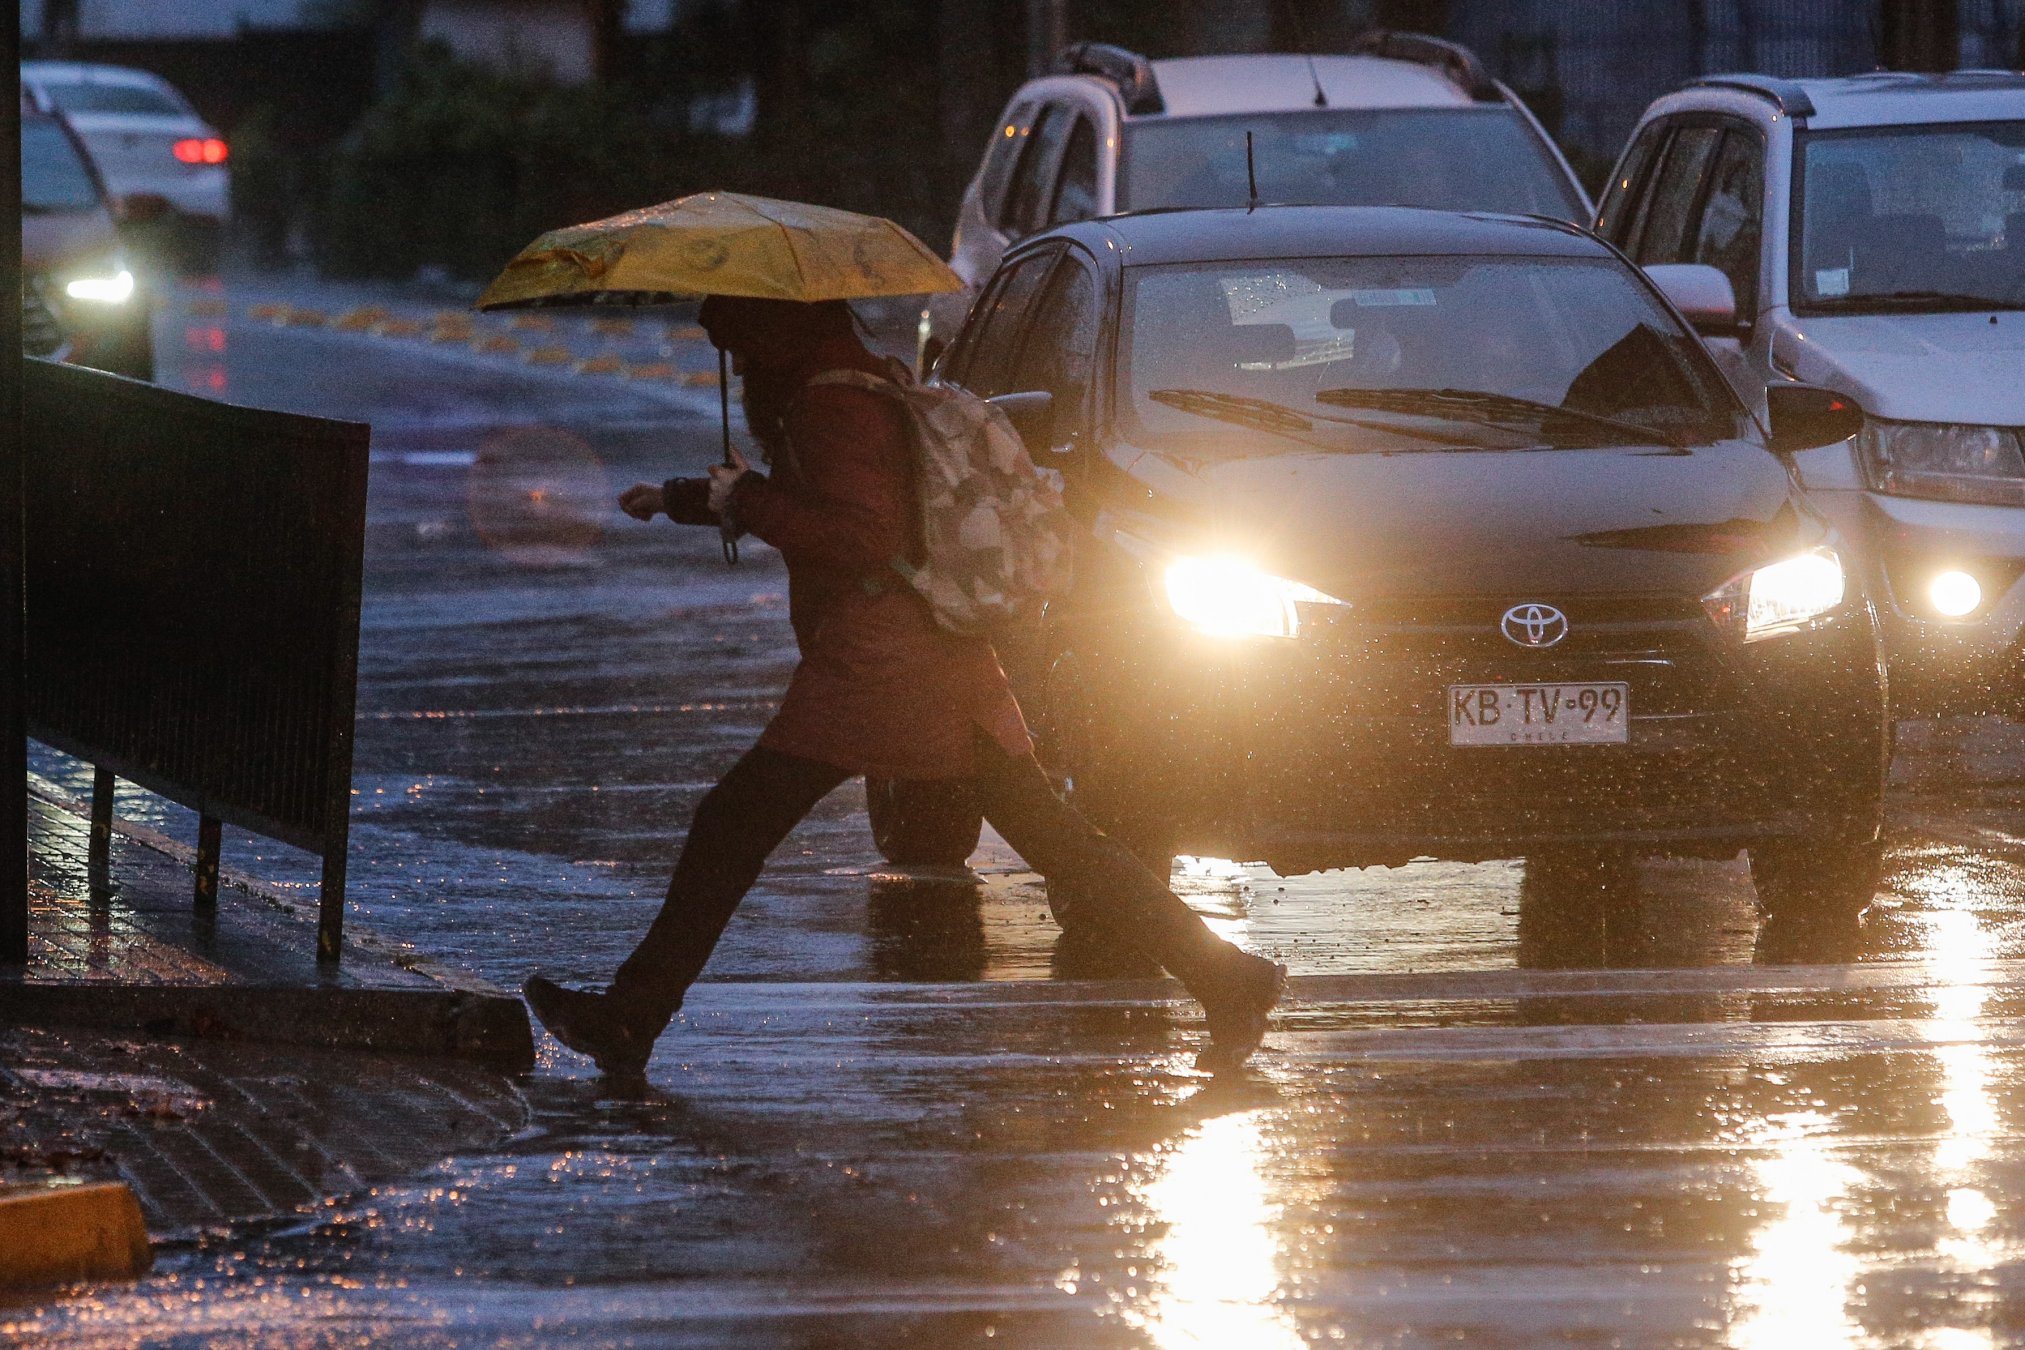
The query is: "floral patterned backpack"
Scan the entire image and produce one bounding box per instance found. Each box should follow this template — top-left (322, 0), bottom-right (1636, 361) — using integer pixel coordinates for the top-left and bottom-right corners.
top-left (808, 364), bottom-right (1074, 634)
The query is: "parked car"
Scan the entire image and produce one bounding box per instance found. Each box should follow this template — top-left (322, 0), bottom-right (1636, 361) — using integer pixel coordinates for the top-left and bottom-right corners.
top-left (20, 61), bottom-right (228, 268)
top-left (917, 33), bottom-right (1591, 370)
top-left (884, 205), bottom-right (1889, 922)
top-left (19, 92), bottom-right (153, 381)
top-left (1597, 71), bottom-right (2025, 717)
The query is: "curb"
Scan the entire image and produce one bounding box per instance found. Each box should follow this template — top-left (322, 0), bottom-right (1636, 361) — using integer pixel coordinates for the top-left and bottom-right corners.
top-left (0, 1181), bottom-right (151, 1289)
top-left (0, 984), bottom-right (535, 1073)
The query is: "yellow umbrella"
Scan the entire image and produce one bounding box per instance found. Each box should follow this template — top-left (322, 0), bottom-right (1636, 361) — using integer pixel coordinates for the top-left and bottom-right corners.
top-left (477, 192), bottom-right (960, 565)
top-left (475, 191), bottom-right (962, 310)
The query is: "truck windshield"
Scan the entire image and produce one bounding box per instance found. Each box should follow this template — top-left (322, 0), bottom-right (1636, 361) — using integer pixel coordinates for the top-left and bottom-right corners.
top-left (1120, 255), bottom-right (1743, 455)
top-left (21, 119), bottom-right (102, 213)
top-left (1119, 109), bottom-right (1586, 222)
top-left (1795, 120), bottom-right (2025, 313)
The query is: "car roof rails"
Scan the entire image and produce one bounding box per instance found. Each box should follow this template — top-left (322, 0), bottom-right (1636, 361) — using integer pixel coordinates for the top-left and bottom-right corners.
top-left (1685, 74), bottom-right (1816, 118)
top-left (1054, 42), bottom-right (1164, 114)
top-left (1347, 30), bottom-right (1500, 102)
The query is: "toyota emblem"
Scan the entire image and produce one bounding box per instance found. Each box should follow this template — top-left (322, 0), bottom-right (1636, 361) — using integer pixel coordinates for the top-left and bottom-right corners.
top-left (1500, 603), bottom-right (1569, 648)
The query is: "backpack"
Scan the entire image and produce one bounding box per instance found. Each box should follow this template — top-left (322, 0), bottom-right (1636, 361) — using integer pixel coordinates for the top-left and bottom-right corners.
top-left (807, 365), bottom-right (1075, 635)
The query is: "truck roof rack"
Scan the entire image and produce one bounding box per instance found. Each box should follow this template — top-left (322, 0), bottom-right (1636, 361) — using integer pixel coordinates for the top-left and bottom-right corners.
top-left (1054, 42), bottom-right (1164, 115)
top-left (1686, 74), bottom-right (1816, 118)
top-left (1347, 30), bottom-right (1499, 102)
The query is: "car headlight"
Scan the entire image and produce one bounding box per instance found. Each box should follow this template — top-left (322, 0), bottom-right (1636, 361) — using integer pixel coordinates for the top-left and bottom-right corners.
top-left (1702, 547), bottom-right (1846, 642)
top-left (1858, 420), bottom-right (2025, 507)
top-left (64, 268), bottom-right (135, 304)
top-left (1161, 553), bottom-right (1344, 639)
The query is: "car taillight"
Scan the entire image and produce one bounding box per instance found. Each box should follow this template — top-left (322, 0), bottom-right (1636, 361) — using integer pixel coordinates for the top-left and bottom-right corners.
top-left (173, 138), bottom-right (227, 165)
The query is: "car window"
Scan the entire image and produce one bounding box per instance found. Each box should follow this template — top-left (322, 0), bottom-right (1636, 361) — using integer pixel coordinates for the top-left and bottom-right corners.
top-left (38, 81), bottom-right (187, 117)
top-left (1119, 255), bottom-right (1744, 455)
top-left (1005, 256), bottom-right (1101, 431)
top-left (1119, 107), bottom-right (1586, 222)
top-left (950, 250), bottom-right (1060, 396)
top-left (1635, 126), bottom-right (1722, 264)
top-left (1794, 120), bottom-right (2025, 312)
top-left (978, 101), bottom-right (1036, 225)
top-left (1001, 105), bottom-right (1073, 237)
top-left (1689, 129), bottom-right (1764, 316)
top-left (1599, 122), bottom-right (1668, 242)
top-left (1049, 116), bottom-right (1100, 226)
top-left (21, 119), bottom-right (101, 213)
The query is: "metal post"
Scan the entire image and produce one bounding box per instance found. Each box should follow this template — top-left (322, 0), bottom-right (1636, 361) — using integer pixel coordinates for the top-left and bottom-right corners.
top-left (194, 814), bottom-right (220, 910)
top-left (87, 766), bottom-right (113, 889)
top-left (2, 8), bottom-right (29, 966)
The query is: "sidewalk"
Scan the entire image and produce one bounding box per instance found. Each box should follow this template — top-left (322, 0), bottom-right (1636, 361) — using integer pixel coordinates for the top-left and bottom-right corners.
top-left (2, 774), bottom-right (531, 1240)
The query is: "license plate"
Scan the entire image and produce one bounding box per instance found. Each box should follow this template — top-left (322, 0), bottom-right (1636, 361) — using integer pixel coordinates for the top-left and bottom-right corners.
top-left (1448, 682), bottom-right (1628, 746)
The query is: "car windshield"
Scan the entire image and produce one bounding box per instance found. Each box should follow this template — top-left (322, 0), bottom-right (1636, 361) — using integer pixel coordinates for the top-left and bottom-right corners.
top-left (38, 80), bottom-right (187, 117)
top-left (1795, 120), bottom-right (2025, 312)
top-left (1120, 255), bottom-right (1744, 456)
top-left (1119, 109), bottom-right (1586, 222)
top-left (21, 119), bottom-right (102, 213)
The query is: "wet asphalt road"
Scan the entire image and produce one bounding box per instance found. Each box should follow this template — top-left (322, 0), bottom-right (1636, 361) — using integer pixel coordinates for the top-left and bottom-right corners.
top-left (15, 277), bottom-right (2025, 1347)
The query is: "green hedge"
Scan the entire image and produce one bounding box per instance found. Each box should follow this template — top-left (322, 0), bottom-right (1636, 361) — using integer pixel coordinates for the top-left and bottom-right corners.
top-left (318, 46), bottom-right (730, 281)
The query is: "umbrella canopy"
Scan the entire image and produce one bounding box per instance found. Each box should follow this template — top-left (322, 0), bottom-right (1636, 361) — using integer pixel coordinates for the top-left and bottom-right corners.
top-left (476, 191), bottom-right (963, 311)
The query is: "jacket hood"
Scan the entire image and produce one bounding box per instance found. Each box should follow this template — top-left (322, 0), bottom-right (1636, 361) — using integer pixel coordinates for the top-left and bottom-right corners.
top-left (1776, 311), bottom-right (2025, 424)
top-left (1113, 439), bottom-right (1816, 600)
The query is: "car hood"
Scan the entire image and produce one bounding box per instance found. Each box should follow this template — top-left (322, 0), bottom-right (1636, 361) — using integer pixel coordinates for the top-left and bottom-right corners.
top-left (22, 210), bottom-right (118, 276)
top-left (1113, 439), bottom-right (1816, 599)
top-left (1774, 311), bottom-right (2025, 423)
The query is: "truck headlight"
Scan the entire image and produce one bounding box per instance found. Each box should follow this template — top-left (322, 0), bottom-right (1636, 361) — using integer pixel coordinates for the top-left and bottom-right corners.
top-left (1703, 547), bottom-right (1846, 642)
top-left (1162, 554), bottom-right (1344, 639)
top-left (64, 268), bottom-right (134, 304)
top-left (1859, 420), bottom-right (2025, 507)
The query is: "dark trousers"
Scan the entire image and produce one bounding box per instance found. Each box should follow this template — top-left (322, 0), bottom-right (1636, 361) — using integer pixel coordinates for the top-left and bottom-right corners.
top-left (609, 734), bottom-right (1238, 1030)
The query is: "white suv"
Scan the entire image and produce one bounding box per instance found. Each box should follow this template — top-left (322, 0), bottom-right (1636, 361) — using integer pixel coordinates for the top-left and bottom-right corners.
top-left (921, 34), bottom-right (1590, 367)
top-left (1600, 72), bottom-right (2025, 716)
top-left (20, 63), bottom-right (230, 228)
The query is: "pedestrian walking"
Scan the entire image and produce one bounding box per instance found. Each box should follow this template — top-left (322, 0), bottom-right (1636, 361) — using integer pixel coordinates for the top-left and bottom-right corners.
top-left (523, 294), bottom-right (1286, 1076)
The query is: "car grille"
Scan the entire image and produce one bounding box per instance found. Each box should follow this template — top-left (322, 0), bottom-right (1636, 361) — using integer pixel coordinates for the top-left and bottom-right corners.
top-left (1244, 594), bottom-right (1758, 839)
top-left (1299, 594), bottom-right (1726, 717)
top-left (22, 284), bottom-right (66, 357)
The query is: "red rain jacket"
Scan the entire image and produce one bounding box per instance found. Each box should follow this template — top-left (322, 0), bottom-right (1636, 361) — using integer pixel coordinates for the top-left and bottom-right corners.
top-left (699, 333), bottom-right (1031, 778)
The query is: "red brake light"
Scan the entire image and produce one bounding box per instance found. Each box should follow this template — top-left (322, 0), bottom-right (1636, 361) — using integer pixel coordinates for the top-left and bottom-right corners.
top-left (174, 138), bottom-right (227, 165)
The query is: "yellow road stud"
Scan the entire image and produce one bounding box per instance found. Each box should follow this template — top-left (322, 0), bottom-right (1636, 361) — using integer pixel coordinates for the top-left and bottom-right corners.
top-left (575, 354), bottom-right (625, 374)
top-left (525, 345), bottom-right (572, 365)
top-left (626, 362), bottom-right (676, 379)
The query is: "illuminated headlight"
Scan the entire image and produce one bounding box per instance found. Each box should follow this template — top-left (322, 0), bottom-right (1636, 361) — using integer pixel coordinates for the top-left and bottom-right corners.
top-left (1161, 554), bottom-right (1344, 639)
top-left (1703, 547), bottom-right (1846, 642)
top-left (65, 269), bottom-right (134, 304)
top-left (1859, 420), bottom-right (2025, 507)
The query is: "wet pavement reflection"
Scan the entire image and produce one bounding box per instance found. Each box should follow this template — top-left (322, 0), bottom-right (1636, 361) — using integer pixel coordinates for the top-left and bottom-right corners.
top-left (12, 280), bottom-right (2025, 1346)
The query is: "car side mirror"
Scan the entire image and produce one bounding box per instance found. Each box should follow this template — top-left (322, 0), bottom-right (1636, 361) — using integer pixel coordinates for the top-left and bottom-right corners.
top-left (1765, 382), bottom-right (1864, 454)
top-left (1644, 263), bottom-right (1742, 339)
top-left (989, 390), bottom-right (1056, 456)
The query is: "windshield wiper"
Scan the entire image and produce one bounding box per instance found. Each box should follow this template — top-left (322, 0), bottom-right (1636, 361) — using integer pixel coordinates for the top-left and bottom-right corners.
top-left (1315, 386), bottom-right (1683, 448)
top-left (1148, 388), bottom-right (1491, 452)
top-left (1808, 290), bottom-right (2025, 314)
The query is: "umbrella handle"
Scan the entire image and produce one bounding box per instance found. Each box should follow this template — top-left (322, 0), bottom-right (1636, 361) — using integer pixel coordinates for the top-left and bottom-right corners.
top-left (718, 346), bottom-right (739, 565)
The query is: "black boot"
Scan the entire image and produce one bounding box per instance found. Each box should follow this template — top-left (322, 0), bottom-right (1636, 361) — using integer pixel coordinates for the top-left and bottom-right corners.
top-left (523, 975), bottom-right (656, 1076)
top-left (1195, 953), bottom-right (1287, 1074)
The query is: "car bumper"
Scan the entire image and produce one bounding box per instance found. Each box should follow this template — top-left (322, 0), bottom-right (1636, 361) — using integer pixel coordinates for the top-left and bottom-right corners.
top-left (117, 169), bottom-right (229, 225)
top-left (1061, 600), bottom-right (1887, 873)
top-left (1814, 490), bottom-right (2025, 715)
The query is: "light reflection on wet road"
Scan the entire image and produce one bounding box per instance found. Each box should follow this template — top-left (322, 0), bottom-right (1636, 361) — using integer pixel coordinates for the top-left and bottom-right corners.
top-left (12, 281), bottom-right (2025, 1347)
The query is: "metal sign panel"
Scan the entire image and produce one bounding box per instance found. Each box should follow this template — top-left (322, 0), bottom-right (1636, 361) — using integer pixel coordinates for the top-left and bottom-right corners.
top-left (22, 358), bottom-right (369, 960)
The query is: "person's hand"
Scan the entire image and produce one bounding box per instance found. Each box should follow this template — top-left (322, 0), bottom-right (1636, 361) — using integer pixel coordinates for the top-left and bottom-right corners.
top-left (618, 483), bottom-right (665, 521)
top-left (707, 444), bottom-right (752, 514)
